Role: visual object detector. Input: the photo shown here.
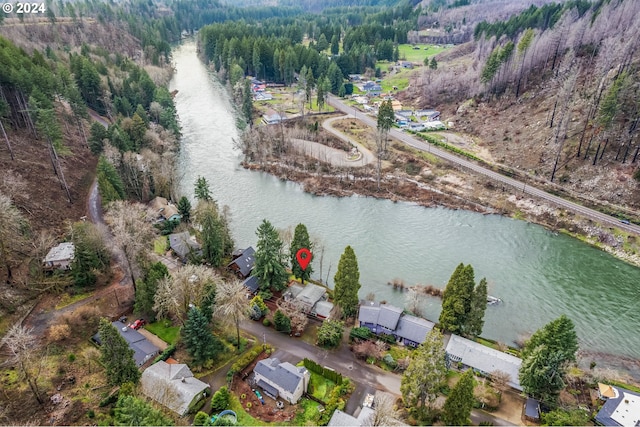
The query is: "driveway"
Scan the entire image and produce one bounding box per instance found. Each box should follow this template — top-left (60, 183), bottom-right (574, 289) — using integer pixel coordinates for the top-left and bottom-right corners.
top-left (289, 137), bottom-right (373, 167)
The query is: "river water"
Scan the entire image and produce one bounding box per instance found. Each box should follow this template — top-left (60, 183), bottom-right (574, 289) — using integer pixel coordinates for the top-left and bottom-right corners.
top-left (170, 41), bottom-right (640, 377)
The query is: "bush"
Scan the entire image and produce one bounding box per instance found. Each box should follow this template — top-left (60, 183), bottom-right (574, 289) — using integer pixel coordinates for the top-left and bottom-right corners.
top-left (349, 327), bottom-right (372, 341)
top-left (153, 343), bottom-right (177, 364)
top-left (274, 310), bottom-right (291, 333)
top-left (49, 324), bottom-right (71, 341)
top-left (383, 354), bottom-right (397, 369)
top-left (194, 411), bottom-right (210, 426)
top-left (634, 168), bottom-right (640, 182)
top-left (229, 345), bottom-right (272, 375)
top-left (263, 318), bottom-right (271, 327)
top-left (67, 353), bottom-right (76, 363)
top-left (211, 386), bottom-right (230, 412)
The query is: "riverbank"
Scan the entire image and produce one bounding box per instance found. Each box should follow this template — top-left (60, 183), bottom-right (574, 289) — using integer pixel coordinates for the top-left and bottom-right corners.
top-left (242, 134), bottom-right (640, 269)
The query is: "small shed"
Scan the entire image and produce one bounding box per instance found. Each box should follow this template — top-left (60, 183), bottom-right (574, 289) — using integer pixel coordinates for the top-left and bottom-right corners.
top-left (43, 242), bottom-right (75, 270)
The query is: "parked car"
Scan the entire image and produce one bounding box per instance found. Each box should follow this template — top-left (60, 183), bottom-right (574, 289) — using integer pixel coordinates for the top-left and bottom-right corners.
top-left (620, 219), bottom-right (631, 225)
top-left (129, 319), bottom-right (146, 330)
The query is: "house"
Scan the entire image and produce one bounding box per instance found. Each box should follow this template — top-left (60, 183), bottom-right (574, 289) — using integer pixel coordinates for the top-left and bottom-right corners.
top-left (358, 302), bottom-right (433, 347)
top-left (328, 407), bottom-right (374, 426)
top-left (253, 358), bottom-right (310, 404)
top-left (242, 275), bottom-right (260, 295)
top-left (254, 92), bottom-right (273, 101)
top-left (92, 321), bottom-right (159, 367)
top-left (348, 74), bottom-right (362, 82)
top-left (168, 232), bottom-right (202, 261)
top-left (362, 81), bottom-right (382, 97)
top-left (415, 109), bottom-right (440, 121)
top-left (227, 246), bottom-right (255, 279)
top-left (43, 242), bottom-right (75, 270)
top-left (409, 123), bottom-right (427, 132)
top-left (148, 196), bottom-right (182, 222)
top-left (391, 100), bottom-right (403, 111)
top-left (445, 334), bottom-right (523, 391)
top-left (595, 384), bottom-right (640, 427)
top-left (400, 61), bottom-right (414, 69)
top-left (141, 360), bottom-right (210, 416)
top-left (423, 120), bottom-right (446, 130)
top-left (523, 397), bottom-right (541, 422)
top-left (283, 282), bottom-right (334, 319)
top-left (263, 109), bottom-right (286, 125)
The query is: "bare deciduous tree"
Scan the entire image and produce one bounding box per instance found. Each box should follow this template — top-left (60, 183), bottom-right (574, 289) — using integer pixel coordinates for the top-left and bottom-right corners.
top-left (0, 192), bottom-right (27, 283)
top-left (362, 392), bottom-right (403, 426)
top-left (214, 279), bottom-right (250, 349)
top-left (490, 369), bottom-right (512, 394)
top-left (3, 325), bottom-right (46, 404)
top-left (104, 200), bottom-right (155, 291)
top-left (279, 300), bottom-right (308, 334)
top-left (153, 264), bottom-right (219, 325)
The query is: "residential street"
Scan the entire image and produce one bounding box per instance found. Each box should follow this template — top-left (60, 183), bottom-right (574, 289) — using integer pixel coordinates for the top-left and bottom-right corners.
top-left (198, 319), bottom-right (516, 425)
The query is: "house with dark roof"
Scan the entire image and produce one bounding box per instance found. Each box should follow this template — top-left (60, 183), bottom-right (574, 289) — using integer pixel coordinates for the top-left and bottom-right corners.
top-left (445, 334), bottom-right (523, 391)
top-left (242, 275), bottom-right (260, 295)
top-left (595, 384), bottom-right (640, 427)
top-left (169, 232), bottom-right (201, 262)
top-left (92, 321), bottom-right (160, 367)
top-left (358, 302), bottom-right (433, 347)
top-left (227, 247), bottom-right (255, 279)
top-left (140, 360), bottom-right (210, 416)
top-left (362, 81), bottom-right (382, 97)
top-left (253, 358), bottom-right (310, 404)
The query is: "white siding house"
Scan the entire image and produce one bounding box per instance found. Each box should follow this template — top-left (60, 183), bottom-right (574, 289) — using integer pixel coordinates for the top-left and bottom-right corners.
top-left (253, 358), bottom-right (310, 404)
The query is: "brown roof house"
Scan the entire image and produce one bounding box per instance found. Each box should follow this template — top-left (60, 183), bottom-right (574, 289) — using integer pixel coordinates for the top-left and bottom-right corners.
top-left (141, 360), bottom-right (210, 416)
top-left (148, 196), bottom-right (182, 223)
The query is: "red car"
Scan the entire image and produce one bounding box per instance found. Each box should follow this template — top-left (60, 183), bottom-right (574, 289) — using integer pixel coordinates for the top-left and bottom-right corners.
top-left (129, 319), bottom-right (146, 330)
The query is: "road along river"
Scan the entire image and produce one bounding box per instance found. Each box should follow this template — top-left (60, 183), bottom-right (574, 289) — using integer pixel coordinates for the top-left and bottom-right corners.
top-left (170, 41), bottom-right (640, 379)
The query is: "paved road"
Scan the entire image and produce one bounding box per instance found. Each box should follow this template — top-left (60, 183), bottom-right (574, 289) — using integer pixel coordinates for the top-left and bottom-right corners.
top-left (327, 95), bottom-right (640, 235)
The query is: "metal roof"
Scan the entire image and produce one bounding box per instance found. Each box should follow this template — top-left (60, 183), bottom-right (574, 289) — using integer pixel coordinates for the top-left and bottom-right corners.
top-left (445, 334), bottom-right (522, 391)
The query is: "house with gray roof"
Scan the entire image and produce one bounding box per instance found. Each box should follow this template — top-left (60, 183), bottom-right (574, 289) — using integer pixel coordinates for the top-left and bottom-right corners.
top-left (328, 407), bottom-right (375, 426)
top-left (253, 358), bottom-right (310, 404)
top-left (358, 301), bottom-right (433, 347)
top-left (140, 360), bottom-right (210, 416)
top-left (92, 321), bottom-right (160, 367)
top-left (169, 232), bottom-right (201, 262)
top-left (445, 334), bottom-right (522, 391)
top-left (295, 283), bottom-right (327, 313)
top-left (595, 385), bottom-right (640, 427)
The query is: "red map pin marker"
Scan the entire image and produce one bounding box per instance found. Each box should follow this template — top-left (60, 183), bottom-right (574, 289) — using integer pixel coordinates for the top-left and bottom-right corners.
top-left (296, 248), bottom-right (312, 271)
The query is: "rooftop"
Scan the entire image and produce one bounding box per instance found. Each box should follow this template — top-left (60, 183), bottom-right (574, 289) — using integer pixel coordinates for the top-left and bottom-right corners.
top-left (43, 242), bottom-right (75, 263)
top-left (595, 385), bottom-right (640, 427)
top-left (254, 358), bottom-right (307, 394)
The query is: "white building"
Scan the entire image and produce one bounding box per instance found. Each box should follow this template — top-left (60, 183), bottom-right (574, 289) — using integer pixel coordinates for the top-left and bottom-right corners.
top-left (253, 358), bottom-right (310, 404)
top-left (43, 242), bottom-right (75, 270)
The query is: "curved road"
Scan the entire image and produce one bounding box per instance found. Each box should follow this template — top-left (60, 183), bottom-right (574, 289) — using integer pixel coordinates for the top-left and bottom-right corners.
top-left (327, 95), bottom-right (640, 235)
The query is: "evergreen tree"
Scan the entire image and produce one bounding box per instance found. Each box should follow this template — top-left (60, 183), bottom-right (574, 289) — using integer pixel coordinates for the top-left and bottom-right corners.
top-left (113, 395), bottom-right (174, 426)
top-left (71, 222), bottom-right (109, 288)
top-left (177, 196), bottom-right (192, 223)
top-left (519, 345), bottom-right (566, 404)
top-left (333, 246), bottom-right (361, 318)
top-left (274, 309), bottom-right (291, 333)
top-left (98, 318), bottom-right (141, 386)
top-left (290, 223), bottom-right (313, 283)
top-left (438, 263), bottom-right (476, 335)
top-left (521, 315), bottom-right (578, 363)
top-left (330, 34), bottom-right (340, 55)
top-left (196, 201), bottom-right (233, 268)
top-left (327, 62), bottom-right (344, 95)
top-left (254, 219), bottom-right (289, 292)
top-left (97, 156), bottom-right (125, 203)
top-left (317, 319), bottom-right (344, 348)
top-left (242, 78), bottom-right (253, 126)
top-left (193, 411), bottom-right (210, 426)
top-left (135, 262), bottom-right (169, 321)
top-left (182, 306), bottom-right (224, 366)
top-left (465, 278), bottom-right (488, 338)
top-left (442, 370), bottom-right (475, 426)
top-left (429, 57), bottom-right (438, 70)
top-left (400, 329), bottom-right (447, 417)
top-left (89, 122), bottom-right (107, 154)
top-left (194, 176), bottom-right (212, 202)
top-left (211, 386), bottom-right (231, 412)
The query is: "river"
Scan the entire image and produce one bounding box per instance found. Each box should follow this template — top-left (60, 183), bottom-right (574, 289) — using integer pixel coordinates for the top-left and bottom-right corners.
top-left (170, 41), bottom-right (640, 378)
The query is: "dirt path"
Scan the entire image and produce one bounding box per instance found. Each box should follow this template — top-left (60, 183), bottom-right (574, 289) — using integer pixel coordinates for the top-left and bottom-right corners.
top-left (322, 115), bottom-right (376, 164)
top-left (289, 138), bottom-right (373, 167)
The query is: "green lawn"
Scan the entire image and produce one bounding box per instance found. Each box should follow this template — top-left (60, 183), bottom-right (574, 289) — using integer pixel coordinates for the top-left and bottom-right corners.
top-left (55, 291), bottom-right (93, 310)
top-left (380, 71), bottom-right (411, 93)
top-left (397, 43), bottom-right (448, 63)
top-left (308, 371), bottom-right (336, 401)
top-left (153, 236), bottom-right (168, 255)
top-left (292, 398), bottom-right (322, 425)
top-left (145, 321), bottom-right (181, 345)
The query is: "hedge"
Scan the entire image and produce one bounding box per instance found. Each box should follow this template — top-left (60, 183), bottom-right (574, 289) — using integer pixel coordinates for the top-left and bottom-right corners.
top-left (409, 131), bottom-right (481, 161)
top-left (303, 358), bottom-right (343, 385)
top-left (229, 345), bottom-right (272, 376)
top-left (152, 343), bottom-right (177, 364)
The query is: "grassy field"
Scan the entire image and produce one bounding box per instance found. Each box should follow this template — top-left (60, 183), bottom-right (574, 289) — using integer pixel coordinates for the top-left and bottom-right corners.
top-left (145, 321), bottom-right (181, 344)
top-left (398, 43), bottom-right (447, 63)
top-left (55, 291), bottom-right (93, 310)
top-left (153, 236), bottom-right (168, 254)
top-left (308, 370), bottom-right (337, 401)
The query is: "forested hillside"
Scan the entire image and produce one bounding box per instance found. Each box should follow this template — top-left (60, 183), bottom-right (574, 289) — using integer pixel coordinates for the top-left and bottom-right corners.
top-left (408, 0), bottom-right (640, 210)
